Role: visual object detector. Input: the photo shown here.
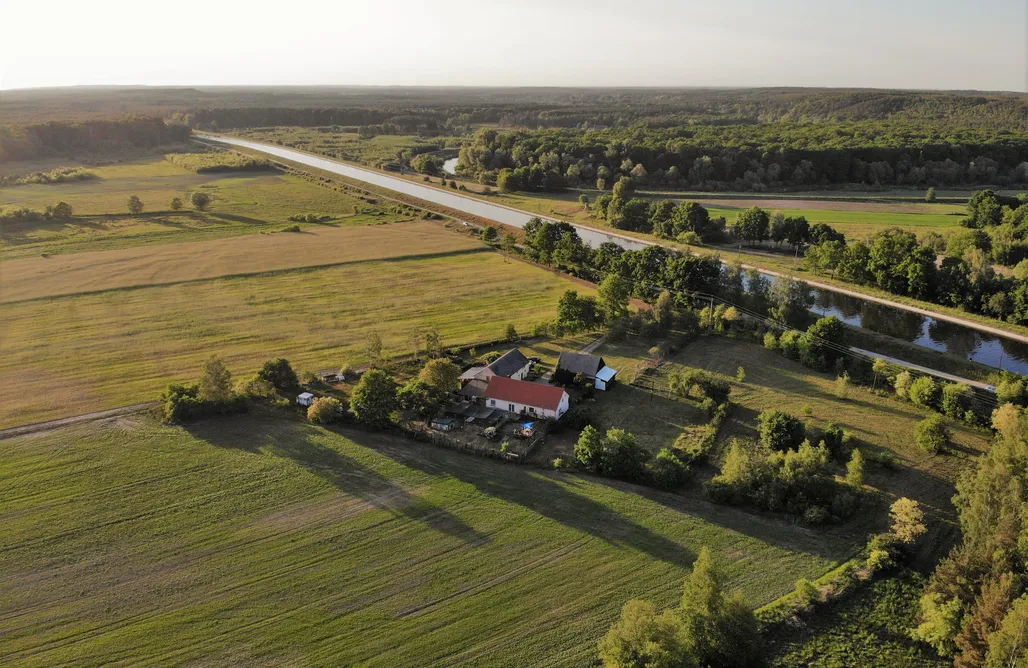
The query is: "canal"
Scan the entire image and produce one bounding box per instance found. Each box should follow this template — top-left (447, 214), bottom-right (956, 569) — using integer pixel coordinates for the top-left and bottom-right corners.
top-left (200, 134), bottom-right (1028, 375)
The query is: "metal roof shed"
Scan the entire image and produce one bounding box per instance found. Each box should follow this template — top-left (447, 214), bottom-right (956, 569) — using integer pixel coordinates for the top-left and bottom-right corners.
top-left (594, 366), bottom-right (618, 391)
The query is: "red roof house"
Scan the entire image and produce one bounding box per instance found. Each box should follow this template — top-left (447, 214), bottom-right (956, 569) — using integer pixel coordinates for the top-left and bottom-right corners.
top-left (483, 376), bottom-right (569, 419)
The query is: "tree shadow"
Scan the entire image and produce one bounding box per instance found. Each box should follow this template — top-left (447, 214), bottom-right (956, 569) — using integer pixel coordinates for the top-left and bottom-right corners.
top-left (345, 428), bottom-right (696, 568)
top-left (184, 416), bottom-right (489, 546)
top-left (207, 212), bottom-right (268, 227)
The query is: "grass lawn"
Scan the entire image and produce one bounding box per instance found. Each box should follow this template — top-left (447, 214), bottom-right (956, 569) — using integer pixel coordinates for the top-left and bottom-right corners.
top-left (0, 232), bottom-right (592, 428)
top-left (0, 156), bottom-right (414, 259)
top-left (0, 416), bottom-right (851, 666)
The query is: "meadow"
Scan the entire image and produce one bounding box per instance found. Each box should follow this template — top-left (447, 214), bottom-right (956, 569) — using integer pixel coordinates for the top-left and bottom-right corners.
top-left (235, 127), bottom-right (460, 170)
top-left (1, 222), bottom-right (481, 303)
top-left (0, 228), bottom-right (591, 428)
top-left (480, 189), bottom-right (966, 241)
top-left (0, 416), bottom-right (852, 666)
top-left (0, 156), bottom-right (414, 259)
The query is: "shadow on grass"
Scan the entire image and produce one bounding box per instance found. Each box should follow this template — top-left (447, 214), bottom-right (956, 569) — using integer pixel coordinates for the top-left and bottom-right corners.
top-left (207, 212), bottom-right (268, 227)
top-left (342, 428), bottom-right (696, 569)
top-left (185, 416), bottom-right (489, 546)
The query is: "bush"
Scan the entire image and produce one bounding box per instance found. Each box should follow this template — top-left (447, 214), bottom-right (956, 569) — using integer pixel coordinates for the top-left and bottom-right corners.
top-left (648, 448), bottom-right (690, 490)
top-left (757, 410), bottom-right (806, 451)
top-left (763, 331), bottom-right (779, 349)
top-left (552, 457), bottom-right (565, 469)
top-left (915, 414), bottom-right (949, 453)
top-left (256, 358), bottom-right (300, 393)
top-left (308, 397), bottom-right (344, 424)
top-left (803, 505), bottom-right (831, 525)
top-left (908, 376), bottom-right (940, 409)
top-left (894, 371), bottom-right (913, 399)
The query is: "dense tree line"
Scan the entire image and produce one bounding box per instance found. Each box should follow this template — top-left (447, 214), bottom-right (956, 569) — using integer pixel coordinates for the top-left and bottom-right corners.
top-left (171, 107), bottom-right (447, 135)
top-left (911, 403), bottom-right (1028, 666)
top-left (0, 117), bottom-right (191, 162)
top-left (800, 193), bottom-right (1028, 325)
top-left (458, 123), bottom-right (1028, 192)
top-left (521, 218), bottom-right (724, 303)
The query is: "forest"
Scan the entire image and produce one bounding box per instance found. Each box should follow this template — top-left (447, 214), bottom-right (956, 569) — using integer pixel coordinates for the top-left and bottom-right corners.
top-left (459, 124), bottom-right (1028, 192)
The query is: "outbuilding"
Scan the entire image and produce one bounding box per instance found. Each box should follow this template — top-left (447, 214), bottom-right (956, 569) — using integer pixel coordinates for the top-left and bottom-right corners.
top-left (297, 392), bottom-right (315, 407)
top-left (594, 365), bottom-right (618, 391)
top-left (555, 352), bottom-right (617, 390)
top-left (431, 416), bottom-right (459, 431)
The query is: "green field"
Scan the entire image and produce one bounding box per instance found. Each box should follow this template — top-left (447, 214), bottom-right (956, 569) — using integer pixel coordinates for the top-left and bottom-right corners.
top-left (0, 156), bottom-right (413, 259)
top-left (768, 573), bottom-right (946, 667)
top-left (0, 232), bottom-right (590, 428)
top-left (235, 128), bottom-right (460, 170)
top-left (0, 416), bottom-right (850, 666)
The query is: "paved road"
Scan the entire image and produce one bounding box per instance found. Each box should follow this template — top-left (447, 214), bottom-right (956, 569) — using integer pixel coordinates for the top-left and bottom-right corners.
top-left (850, 348), bottom-right (996, 391)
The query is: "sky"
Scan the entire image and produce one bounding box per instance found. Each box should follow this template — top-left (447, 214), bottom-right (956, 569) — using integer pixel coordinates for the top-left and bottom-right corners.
top-left (1, 0), bottom-right (1025, 92)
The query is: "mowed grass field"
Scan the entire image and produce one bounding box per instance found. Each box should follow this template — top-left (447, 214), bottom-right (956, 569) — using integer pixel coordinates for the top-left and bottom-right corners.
top-left (0, 416), bottom-right (852, 666)
top-left (0, 222), bottom-right (481, 302)
top-left (0, 156), bottom-right (414, 259)
top-left (0, 227), bottom-right (589, 428)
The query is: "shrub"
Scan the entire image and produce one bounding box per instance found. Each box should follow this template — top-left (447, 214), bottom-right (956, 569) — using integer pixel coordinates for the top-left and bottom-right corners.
top-left (940, 383), bottom-right (972, 418)
top-left (820, 422), bottom-right (848, 459)
top-left (908, 376), bottom-right (940, 409)
top-left (757, 410), bottom-right (806, 451)
top-left (915, 414), bottom-right (949, 453)
top-left (763, 331), bottom-right (779, 349)
top-left (803, 505), bottom-right (831, 525)
top-left (256, 358), bottom-right (300, 393)
top-left (648, 448), bottom-right (690, 490)
top-left (308, 397), bottom-right (343, 424)
top-left (552, 457), bottom-right (565, 469)
top-left (190, 191), bottom-right (212, 211)
top-left (170, 197), bottom-right (183, 211)
top-left (846, 449), bottom-right (865, 486)
top-left (795, 579), bottom-right (820, 607)
top-left (894, 371), bottom-right (913, 399)
top-left (779, 330), bottom-right (802, 359)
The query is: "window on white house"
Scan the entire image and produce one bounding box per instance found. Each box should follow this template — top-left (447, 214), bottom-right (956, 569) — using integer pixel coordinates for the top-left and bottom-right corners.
top-left (509, 403), bottom-right (515, 412)
top-left (529, 406), bottom-right (535, 413)
top-left (490, 399), bottom-right (496, 406)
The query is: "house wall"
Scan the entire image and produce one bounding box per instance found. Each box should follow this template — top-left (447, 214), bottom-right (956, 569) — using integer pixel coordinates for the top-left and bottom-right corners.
top-left (486, 392), bottom-right (569, 419)
top-left (509, 363), bottom-right (530, 381)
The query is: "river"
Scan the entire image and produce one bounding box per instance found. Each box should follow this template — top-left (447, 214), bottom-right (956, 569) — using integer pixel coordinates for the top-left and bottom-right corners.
top-left (198, 133), bottom-right (1028, 375)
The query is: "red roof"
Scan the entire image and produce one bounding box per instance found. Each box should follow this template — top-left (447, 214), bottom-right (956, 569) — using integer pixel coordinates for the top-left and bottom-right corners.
top-left (484, 376), bottom-right (567, 411)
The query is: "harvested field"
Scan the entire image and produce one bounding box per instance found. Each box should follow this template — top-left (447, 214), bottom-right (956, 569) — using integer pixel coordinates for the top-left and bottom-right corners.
top-left (1, 221), bottom-right (481, 303)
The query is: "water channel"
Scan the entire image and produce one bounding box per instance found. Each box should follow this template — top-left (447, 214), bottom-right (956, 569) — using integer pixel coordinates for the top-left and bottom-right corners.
top-left (200, 134), bottom-right (1028, 376)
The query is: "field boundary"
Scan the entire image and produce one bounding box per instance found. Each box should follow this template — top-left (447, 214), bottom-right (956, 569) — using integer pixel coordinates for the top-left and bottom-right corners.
top-left (0, 403), bottom-right (157, 440)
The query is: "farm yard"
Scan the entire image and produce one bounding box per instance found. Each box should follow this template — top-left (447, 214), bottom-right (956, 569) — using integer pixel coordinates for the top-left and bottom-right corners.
top-left (0, 416), bottom-right (850, 667)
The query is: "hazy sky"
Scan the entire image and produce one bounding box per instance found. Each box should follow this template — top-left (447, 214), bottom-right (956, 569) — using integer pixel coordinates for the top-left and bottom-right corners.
top-left (2, 0), bottom-right (1025, 91)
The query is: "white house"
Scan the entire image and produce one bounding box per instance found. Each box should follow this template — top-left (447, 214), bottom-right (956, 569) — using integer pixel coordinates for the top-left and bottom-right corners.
top-left (297, 392), bottom-right (315, 407)
top-left (483, 376), bottom-right (570, 419)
